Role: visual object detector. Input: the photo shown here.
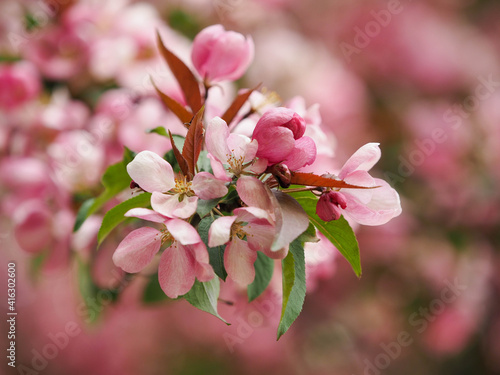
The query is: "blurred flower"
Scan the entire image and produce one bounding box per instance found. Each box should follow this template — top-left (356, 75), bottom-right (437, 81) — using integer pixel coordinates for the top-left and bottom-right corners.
top-left (0, 61), bottom-right (40, 111)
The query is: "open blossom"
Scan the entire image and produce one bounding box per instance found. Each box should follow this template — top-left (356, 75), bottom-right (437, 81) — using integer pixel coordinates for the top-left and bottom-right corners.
top-left (316, 143), bottom-right (402, 225)
top-left (208, 175), bottom-right (309, 285)
top-left (112, 208), bottom-right (214, 298)
top-left (205, 117), bottom-right (266, 181)
top-left (208, 206), bottom-right (274, 285)
top-left (191, 24), bottom-right (254, 83)
top-left (252, 107), bottom-right (317, 170)
top-left (127, 151), bottom-right (227, 218)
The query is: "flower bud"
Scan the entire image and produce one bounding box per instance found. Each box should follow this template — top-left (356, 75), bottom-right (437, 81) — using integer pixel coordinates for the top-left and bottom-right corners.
top-left (191, 24), bottom-right (254, 83)
top-left (252, 108), bottom-right (310, 166)
top-left (316, 191), bottom-right (348, 222)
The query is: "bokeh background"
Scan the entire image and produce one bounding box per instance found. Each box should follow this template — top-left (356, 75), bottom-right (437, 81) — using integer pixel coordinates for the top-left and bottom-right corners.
top-left (1, 0), bottom-right (500, 374)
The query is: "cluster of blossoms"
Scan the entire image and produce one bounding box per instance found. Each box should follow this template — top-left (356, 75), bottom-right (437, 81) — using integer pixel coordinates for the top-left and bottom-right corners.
top-left (108, 24), bottom-right (401, 332)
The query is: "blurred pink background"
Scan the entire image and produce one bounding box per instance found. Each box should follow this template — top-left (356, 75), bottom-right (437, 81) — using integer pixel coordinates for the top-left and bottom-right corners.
top-left (1, 0), bottom-right (500, 374)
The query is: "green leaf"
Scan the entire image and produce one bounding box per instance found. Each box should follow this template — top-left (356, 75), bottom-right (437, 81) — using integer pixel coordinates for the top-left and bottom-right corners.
top-left (197, 150), bottom-right (213, 173)
top-left (184, 278), bottom-right (229, 324)
top-left (142, 274), bottom-right (172, 304)
top-left (73, 198), bottom-right (96, 232)
top-left (247, 252), bottom-right (274, 302)
top-left (290, 191), bottom-right (362, 277)
top-left (73, 151), bottom-right (133, 232)
top-left (277, 239), bottom-right (306, 340)
top-left (97, 192), bottom-right (152, 246)
top-left (196, 198), bottom-right (220, 218)
top-left (147, 126), bottom-right (169, 137)
top-left (198, 216), bottom-right (227, 281)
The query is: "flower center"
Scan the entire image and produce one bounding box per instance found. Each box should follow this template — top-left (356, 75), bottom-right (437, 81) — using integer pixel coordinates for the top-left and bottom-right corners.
top-left (226, 151), bottom-right (245, 176)
top-left (230, 221), bottom-right (249, 241)
top-left (173, 176), bottom-right (194, 196)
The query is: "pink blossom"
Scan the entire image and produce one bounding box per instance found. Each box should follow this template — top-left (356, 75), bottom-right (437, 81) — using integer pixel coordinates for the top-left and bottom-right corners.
top-left (205, 117), bottom-right (267, 181)
top-left (0, 61), bottom-right (40, 111)
top-left (316, 143), bottom-right (402, 225)
top-left (252, 107), bottom-right (317, 170)
top-left (208, 207), bottom-right (274, 286)
top-left (191, 24), bottom-right (254, 83)
top-left (127, 151), bottom-right (227, 218)
top-left (208, 175), bottom-right (309, 285)
top-left (112, 208), bottom-right (214, 298)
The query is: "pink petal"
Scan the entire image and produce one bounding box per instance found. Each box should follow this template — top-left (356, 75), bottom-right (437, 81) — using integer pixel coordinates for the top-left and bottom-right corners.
top-left (343, 179), bottom-right (402, 226)
top-left (205, 117), bottom-right (231, 165)
top-left (342, 169), bottom-right (375, 204)
top-left (226, 133), bottom-right (256, 162)
top-left (263, 246), bottom-right (288, 260)
top-left (283, 136), bottom-right (317, 170)
top-left (158, 243), bottom-right (196, 298)
top-left (245, 222), bottom-right (275, 252)
top-left (151, 192), bottom-right (198, 219)
top-left (191, 25), bottom-right (225, 78)
top-left (234, 206), bottom-right (271, 222)
top-left (125, 207), bottom-right (166, 223)
top-left (271, 191), bottom-right (309, 251)
top-left (236, 176), bottom-right (272, 210)
top-left (338, 143), bottom-right (381, 179)
top-left (208, 215), bottom-right (237, 247)
top-left (192, 172), bottom-right (228, 200)
top-left (190, 242), bottom-right (214, 282)
top-left (254, 126), bottom-right (295, 164)
top-left (166, 218), bottom-right (201, 246)
top-left (248, 156), bottom-right (268, 174)
top-left (112, 227), bottom-right (161, 273)
top-left (224, 238), bottom-right (257, 285)
top-left (127, 151), bottom-right (175, 193)
top-left (208, 154), bottom-right (232, 182)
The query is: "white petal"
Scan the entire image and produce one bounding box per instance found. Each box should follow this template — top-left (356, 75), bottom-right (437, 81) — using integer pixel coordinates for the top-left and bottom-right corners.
top-left (127, 151), bottom-right (175, 193)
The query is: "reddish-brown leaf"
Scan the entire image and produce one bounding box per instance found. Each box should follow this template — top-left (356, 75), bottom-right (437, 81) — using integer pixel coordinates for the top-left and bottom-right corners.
top-left (156, 31), bottom-right (202, 113)
top-left (168, 130), bottom-right (190, 177)
top-left (221, 84), bottom-right (261, 125)
top-left (151, 79), bottom-right (193, 125)
top-left (290, 172), bottom-right (377, 189)
top-left (182, 106), bottom-right (205, 177)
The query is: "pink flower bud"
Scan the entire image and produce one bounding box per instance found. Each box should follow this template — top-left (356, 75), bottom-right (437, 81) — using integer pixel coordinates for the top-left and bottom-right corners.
top-left (253, 107), bottom-right (316, 169)
top-left (316, 191), bottom-right (348, 222)
top-left (191, 24), bottom-right (254, 83)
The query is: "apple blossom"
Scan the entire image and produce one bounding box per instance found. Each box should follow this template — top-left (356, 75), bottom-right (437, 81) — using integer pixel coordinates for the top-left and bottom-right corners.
top-left (252, 107), bottom-right (317, 170)
top-left (191, 24), bottom-right (254, 83)
top-left (112, 208), bottom-right (214, 298)
top-left (315, 143), bottom-right (402, 225)
top-left (205, 117), bottom-right (267, 181)
top-left (126, 150), bottom-right (227, 218)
